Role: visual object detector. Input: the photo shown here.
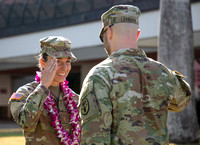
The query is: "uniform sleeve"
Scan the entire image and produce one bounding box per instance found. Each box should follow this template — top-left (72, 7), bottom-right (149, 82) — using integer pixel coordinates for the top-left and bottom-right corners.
top-left (9, 83), bottom-right (49, 132)
top-left (79, 76), bottom-right (112, 145)
top-left (168, 70), bottom-right (191, 112)
top-left (71, 90), bottom-right (82, 141)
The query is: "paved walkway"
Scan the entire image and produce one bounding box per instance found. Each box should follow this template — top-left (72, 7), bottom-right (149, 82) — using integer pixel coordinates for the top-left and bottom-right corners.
top-left (0, 120), bottom-right (22, 133)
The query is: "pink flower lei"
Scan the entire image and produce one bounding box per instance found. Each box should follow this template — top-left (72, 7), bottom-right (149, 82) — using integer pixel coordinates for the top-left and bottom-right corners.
top-left (35, 71), bottom-right (81, 145)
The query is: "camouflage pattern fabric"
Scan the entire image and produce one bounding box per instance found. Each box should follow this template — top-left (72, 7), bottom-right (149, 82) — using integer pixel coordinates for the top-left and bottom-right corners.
top-left (101, 5), bottom-right (140, 26)
top-left (9, 81), bottom-right (79, 145)
top-left (99, 5), bottom-right (140, 42)
top-left (40, 36), bottom-right (77, 61)
top-left (79, 48), bottom-right (191, 145)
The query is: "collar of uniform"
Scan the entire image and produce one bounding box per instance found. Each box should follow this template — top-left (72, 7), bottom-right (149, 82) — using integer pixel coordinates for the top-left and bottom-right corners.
top-left (110, 48), bottom-right (147, 57)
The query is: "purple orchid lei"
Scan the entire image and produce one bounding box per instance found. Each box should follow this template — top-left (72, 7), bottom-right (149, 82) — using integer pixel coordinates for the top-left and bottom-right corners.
top-left (35, 71), bottom-right (81, 145)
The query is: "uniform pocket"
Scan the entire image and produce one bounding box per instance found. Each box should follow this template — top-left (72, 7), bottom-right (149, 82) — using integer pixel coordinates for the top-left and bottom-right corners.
top-left (80, 80), bottom-right (101, 125)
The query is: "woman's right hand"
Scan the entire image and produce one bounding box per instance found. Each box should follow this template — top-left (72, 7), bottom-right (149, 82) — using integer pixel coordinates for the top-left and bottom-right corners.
top-left (40, 57), bottom-right (58, 88)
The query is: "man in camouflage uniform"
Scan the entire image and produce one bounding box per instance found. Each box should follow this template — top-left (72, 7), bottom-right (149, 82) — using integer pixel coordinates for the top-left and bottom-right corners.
top-left (9, 36), bottom-right (79, 145)
top-left (79, 5), bottom-right (191, 145)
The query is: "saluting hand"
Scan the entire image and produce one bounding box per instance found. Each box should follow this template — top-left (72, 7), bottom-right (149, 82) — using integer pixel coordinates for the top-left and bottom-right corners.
top-left (40, 57), bottom-right (58, 88)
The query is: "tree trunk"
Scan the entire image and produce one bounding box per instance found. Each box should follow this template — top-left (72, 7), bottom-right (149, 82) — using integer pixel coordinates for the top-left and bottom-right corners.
top-left (158, 0), bottom-right (199, 143)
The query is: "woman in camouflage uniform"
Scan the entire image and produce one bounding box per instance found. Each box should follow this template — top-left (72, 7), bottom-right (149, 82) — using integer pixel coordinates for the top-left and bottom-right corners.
top-left (9, 36), bottom-right (81, 145)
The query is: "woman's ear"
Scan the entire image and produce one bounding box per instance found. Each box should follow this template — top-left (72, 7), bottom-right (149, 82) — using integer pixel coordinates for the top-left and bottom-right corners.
top-left (39, 58), bottom-right (46, 69)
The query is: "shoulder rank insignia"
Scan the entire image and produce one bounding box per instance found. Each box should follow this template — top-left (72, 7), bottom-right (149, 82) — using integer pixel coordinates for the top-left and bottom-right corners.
top-left (9, 93), bottom-right (24, 101)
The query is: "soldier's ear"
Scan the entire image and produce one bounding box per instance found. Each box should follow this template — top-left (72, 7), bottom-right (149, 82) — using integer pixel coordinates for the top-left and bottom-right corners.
top-left (39, 58), bottom-right (46, 69)
top-left (107, 26), bottom-right (113, 41)
top-left (136, 29), bottom-right (140, 41)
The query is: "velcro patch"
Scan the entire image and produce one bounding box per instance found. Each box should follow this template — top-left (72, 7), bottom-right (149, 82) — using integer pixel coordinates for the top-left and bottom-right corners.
top-left (9, 93), bottom-right (24, 101)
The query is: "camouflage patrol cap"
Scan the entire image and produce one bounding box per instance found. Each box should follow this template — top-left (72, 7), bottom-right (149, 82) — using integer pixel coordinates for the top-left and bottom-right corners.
top-left (99, 5), bottom-right (141, 42)
top-left (40, 36), bottom-right (77, 62)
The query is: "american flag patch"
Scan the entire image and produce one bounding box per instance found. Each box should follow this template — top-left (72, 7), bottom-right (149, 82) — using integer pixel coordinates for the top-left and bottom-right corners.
top-left (10, 93), bottom-right (24, 101)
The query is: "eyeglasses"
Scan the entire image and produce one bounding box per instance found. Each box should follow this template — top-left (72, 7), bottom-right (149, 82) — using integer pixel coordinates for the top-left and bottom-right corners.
top-left (99, 24), bottom-right (114, 42)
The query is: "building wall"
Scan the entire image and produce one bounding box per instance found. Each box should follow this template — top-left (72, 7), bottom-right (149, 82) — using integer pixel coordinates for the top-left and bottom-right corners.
top-left (79, 60), bottom-right (103, 86)
top-left (0, 75), bottom-right (11, 119)
top-left (0, 75), bottom-right (11, 106)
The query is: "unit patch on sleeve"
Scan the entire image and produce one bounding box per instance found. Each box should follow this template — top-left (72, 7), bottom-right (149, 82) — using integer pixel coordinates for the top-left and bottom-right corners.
top-left (9, 93), bottom-right (24, 101)
top-left (81, 98), bottom-right (89, 115)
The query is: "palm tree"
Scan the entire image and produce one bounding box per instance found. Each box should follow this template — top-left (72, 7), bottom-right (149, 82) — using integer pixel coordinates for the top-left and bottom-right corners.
top-left (158, 0), bottom-right (199, 143)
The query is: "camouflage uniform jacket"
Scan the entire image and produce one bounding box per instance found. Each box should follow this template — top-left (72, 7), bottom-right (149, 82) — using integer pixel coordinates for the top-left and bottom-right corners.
top-left (79, 48), bottom-right (191, 145)
top-left (9, 81), bottom-right (79, 145)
